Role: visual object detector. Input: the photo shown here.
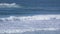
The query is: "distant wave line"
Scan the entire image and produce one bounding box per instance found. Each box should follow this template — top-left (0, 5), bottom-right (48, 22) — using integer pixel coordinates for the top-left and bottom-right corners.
top-left (0, 3), bottom-right (21, 8)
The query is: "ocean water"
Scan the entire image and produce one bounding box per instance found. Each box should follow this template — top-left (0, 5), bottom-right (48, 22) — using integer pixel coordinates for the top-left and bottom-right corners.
top-left (0, 0), bottom-right (60, 34)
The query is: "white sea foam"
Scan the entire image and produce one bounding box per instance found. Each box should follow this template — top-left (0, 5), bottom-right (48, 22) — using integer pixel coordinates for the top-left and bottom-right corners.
top-left (0, 15), bottom-right (60, 33)
top-left (0, 28), bottom-right (59, 33)
top-left (0, 3), bottom-right (21, 8)
top-left (0, 15), bottom-right (60, 22)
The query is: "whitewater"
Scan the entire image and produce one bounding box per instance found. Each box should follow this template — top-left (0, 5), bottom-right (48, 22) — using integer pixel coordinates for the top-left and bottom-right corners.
top-left (0, 0), bottom-right (60, 33)
top-left (0, 15), bottom-right (60, 22)
top-left (0, 15), bottom-right (60, 33)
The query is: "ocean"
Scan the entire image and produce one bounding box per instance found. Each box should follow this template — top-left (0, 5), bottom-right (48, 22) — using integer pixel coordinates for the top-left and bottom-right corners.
top-left (0, 0), bottom-right (60, 34)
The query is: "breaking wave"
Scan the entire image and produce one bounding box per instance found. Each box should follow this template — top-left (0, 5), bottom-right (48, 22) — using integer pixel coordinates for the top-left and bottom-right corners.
top-left (0, 15), bottom-right (60, 22)
top-left (0, 15), bottom-right (60, 33)
top-left (0, 3), bottom-right (21, 8)
top-left (0, 3), bottom-right (59, 10)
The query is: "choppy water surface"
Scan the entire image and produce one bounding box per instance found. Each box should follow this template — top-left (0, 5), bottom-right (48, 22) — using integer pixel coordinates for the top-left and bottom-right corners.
top-left (0, 0), bottom-right (60, 34)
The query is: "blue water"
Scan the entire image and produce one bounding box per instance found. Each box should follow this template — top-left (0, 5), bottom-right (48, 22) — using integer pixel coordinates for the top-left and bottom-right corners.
top-left (0, 0), bottom-right (60, 34)
top-left (0, 0), bottom-right (60, 16)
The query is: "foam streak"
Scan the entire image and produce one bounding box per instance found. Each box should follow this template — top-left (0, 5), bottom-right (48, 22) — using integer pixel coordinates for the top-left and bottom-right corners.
top-left (0, 3), bottom-right (20, 8)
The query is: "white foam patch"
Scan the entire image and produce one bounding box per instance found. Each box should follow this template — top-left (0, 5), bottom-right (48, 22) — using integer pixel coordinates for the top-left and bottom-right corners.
top-left (0, 28), bottom-right (59, 33)
top-left (0, 3), bottom-right (21, 8)
top-left (0, 15), bottom-right (60, 22)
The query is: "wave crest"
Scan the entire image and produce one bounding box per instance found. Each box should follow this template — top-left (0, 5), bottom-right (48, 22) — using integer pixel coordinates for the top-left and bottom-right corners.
top-left (0, 3), bottom-right (20, 8)
top-left (0, 15), bottom-right (60, 22)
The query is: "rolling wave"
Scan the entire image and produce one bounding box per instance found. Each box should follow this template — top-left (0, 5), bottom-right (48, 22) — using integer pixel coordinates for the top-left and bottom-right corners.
top-left (0, 15), bottom-right (60, 22)
top-left (0, 15), bottom-right (60, 33)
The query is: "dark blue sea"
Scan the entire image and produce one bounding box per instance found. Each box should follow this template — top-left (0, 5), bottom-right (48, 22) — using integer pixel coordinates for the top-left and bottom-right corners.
top-left (0, 0), bottom-right (60, 34)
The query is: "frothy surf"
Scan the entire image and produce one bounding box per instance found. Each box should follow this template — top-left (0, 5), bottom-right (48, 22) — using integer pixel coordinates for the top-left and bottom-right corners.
top-left (0, 15), bottom-right (60, 22)
top-left (0, 28), bottom-right (59, 33)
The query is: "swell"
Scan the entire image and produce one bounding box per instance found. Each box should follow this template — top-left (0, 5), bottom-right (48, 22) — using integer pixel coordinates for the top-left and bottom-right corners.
top-left (0, 10), bottom-right (60, 15)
